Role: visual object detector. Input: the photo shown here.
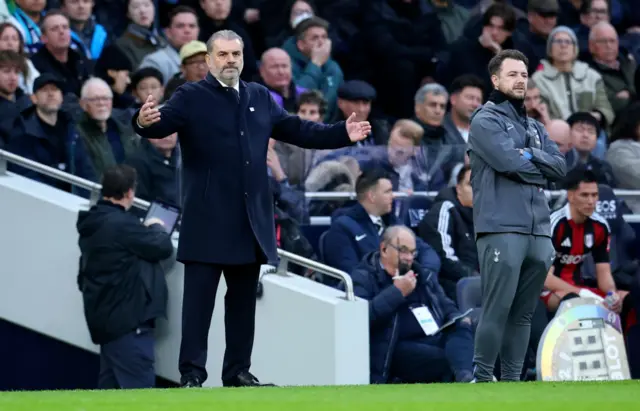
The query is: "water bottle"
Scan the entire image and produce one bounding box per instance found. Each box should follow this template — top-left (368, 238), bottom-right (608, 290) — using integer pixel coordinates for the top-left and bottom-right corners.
top-left (604, 291), bottom-right (617, 309)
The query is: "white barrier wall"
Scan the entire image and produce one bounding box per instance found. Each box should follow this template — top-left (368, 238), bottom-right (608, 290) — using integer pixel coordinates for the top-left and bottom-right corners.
top-left (0, 173), bottom-right (370, 387)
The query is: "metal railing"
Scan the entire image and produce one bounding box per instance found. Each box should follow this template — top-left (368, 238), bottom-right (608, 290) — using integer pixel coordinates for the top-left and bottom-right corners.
top-left (0, 149), bottom-right (356, 301)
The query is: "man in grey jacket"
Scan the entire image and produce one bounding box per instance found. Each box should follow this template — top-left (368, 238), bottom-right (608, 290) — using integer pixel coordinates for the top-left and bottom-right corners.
top-left (467, 49), bottom-right (566, 382)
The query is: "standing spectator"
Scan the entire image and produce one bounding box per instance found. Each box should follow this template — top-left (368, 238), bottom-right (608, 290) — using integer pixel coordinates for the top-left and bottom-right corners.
top-left (115, 0), bottom-right (167, 69)
top-left (513, 0), bottom-right (559, 73)
top-left (7, 73), bottom-right (95, 189)
top-left (139, 5), bottom-right (199, 85)
top-left (77, 164), bottom-right (174, 389)
top-left (61, 0), bottom-right (109, 60)
top-left (531, 25), bottom-right (614, 127)
top-left (30, 10), bottom-right (91, 98)
top-left (76, 77), bottom-right (139, 180)
top-left (282, 16), bottom-right (343, 121)
top-left (0, 22), bottom-right (39, 92)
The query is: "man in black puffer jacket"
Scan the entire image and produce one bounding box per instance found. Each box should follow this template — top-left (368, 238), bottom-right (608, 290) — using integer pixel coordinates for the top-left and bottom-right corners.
top-left (418, 165), bottom-right (478, 301)
top-left (77, 164), bottom-right (174, 389)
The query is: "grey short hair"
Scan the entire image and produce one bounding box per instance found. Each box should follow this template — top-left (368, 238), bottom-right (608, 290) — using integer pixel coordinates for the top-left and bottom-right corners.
top-left (381, 225), bottom-right (415, 245)
top-left (414, 83), bottom-right (448, 104)
top-left (80, 77), bottom-right (113, 99)
top-left (206, 30), bottom-right (245, 53)
top-left (589, 21), bottom-right (617, 42)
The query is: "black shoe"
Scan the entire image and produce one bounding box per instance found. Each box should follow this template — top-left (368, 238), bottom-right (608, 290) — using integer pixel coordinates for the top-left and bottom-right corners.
top-left (181, 375), bottom-right (203, 388)
top-left (223, 371), bottom-right (276, 387)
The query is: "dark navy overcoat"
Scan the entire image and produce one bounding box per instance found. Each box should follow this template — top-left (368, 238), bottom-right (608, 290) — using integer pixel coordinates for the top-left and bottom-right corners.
top-left (133, 73), bottom-right (352, 265)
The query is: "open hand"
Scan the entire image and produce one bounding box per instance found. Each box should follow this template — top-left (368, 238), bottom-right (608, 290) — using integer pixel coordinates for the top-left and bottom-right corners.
top-left (345, 112), bottom-right (372, 143)
top-left (138, 95), bottom-right (161, 128)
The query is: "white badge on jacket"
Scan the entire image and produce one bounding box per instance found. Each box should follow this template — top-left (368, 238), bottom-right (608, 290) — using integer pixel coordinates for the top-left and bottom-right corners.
top-left (411, 305), bottom-right (439, 336)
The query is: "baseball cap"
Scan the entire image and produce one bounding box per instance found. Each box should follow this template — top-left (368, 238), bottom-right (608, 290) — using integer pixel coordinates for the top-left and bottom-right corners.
top-left (529, 0), bottom-right (560, 14)
top-left (33, 74), bottom-right (64, 93)
top-left (180, 41), bottom-right (208, 63)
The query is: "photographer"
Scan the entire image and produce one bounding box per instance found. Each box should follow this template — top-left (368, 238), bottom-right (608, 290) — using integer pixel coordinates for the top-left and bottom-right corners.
top-left (77, 164), bottom-right (174, 389)
top-left (349, 225), bottom-right (474, 384)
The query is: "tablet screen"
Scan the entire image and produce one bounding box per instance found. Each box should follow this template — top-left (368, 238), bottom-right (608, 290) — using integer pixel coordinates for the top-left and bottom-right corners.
top-left (145, 201), bottom-right (181, 234)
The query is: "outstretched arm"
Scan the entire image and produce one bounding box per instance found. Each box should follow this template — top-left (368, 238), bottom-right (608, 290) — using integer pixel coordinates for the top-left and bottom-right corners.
top-left (132, 91), bottom-right (189, 139)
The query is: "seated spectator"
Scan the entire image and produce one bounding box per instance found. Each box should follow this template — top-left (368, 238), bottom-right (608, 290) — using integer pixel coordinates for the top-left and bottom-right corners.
top-left (273, 89), bottom-right (326, 186)
top-left (606, 103), bottom-right (640, 213)
top-left (350, 225), bottom-right (474, 383)
top-left (0, 49), bottom-right (31, 144)
top-left (574, 0), bottom-right (610, 54)
top-left (545, 119), bottom-right (574, 191)
top-left (512, 0), bottom-right (559, 73)
top-left (262, 0), bottom-right (315, 49)
top-left (115, 0), bottom-right (167, 69)
top-left (7, 73), bottom-right (95, 190)
top-left (332, 80), bottom-right (389, 147)
top-left (444, 74), bottom-right (484, 145)
top-left (76, 77), bottom-right (139, 180)
top-left (619, 8), bottom-right (640, 63)
top-left (323, 168), bottom-right (441, 277)
top-left (524, 79), bottom-right (551, 126)
top-left (129, 66), bottom-right (164, 112)
top-left (139, 6), bottom-right (199, 86)
top-left (363, 118), bottom-right (445, 193)
top-left (258, 47), bottom-right (305, 113)
top-left (0, 22), bottom-right (39, 93)
top-left (565, 111), bottom-right (616, 187)
top-left (12, 0), bottom-right (46, 52)
top-left (304, 155), bottom-right (360, 217)
top-left (362, 0), bottom-right (446, 118)
top-left (77, 164), bottom-right (174, 389)
top-left (30, 10), bottom-right (91, 98)
top-left (126, 132), bottom-right (178, 206)
top-left (587, 21), bottom-right (636, 116)
top-left (61, 0), bottom-right (109, 60)
top-left (543, 168), bottom-right (639, 330)
top-left (267, 138), bottom-right (308, 225)
top-left (197, 0), bottom-right (257, 81)
top-left (93, 45), bottom-right (135, 110)
top-left (282, 16), bottom-right (343, 121)
top-left (164, 40), bottom-right (208, 99)
top-left (531, 25), bottom-right (614, 127)
top-left (418, 165), bottom-right (477, 302)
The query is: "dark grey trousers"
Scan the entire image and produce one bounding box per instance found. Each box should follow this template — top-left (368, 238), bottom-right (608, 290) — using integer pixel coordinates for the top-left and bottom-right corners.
top-left (473, 233), bottom-right (554, 382)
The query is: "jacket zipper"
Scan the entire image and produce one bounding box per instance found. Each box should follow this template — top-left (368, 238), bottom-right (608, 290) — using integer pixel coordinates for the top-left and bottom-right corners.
top-left (563, 73), bottom-right (576, 113)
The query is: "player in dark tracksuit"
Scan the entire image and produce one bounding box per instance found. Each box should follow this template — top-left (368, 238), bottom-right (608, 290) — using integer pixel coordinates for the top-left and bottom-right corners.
top-left (467, 50), bottom-right (566, 382)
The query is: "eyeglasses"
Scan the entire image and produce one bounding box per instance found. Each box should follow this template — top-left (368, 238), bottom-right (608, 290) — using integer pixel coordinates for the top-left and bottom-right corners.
top-left (84, 96), bottom-right (112, 103)
top-left (552, 38), bottom-right (574, 46)
top-left (387, 244), bottom-right (418, 257)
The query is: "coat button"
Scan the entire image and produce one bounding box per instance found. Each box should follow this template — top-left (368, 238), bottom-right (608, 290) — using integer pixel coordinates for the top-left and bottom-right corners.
top-left (245, 161), bottom-right (249, 165)
top-left (244, 192), bottom-right (248, 197)
top-left (240, 131), bottom-right (244, 136)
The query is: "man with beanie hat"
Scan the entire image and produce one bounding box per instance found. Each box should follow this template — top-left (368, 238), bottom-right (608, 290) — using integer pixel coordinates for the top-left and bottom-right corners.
top-left (513, 0), bottom-right (559, 72)
top-left (468, 49), bottom-right (566, 382)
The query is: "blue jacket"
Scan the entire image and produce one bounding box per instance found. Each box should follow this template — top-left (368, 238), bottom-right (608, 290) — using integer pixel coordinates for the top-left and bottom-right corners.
top-left (323, 202), bottom-right (441, 275)
top-left (7, 106), bottom-right (95, 193)
top-left (350, 251), bottom-right (460, 383)
top-left (132, 73), bottom-right (353, 265)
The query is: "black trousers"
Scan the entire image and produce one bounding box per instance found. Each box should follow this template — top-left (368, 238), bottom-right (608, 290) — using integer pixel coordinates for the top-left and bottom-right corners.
top-left (98, 326), bottom-right (155, 389)
top-left (178, 261), bottom-right (261, 384)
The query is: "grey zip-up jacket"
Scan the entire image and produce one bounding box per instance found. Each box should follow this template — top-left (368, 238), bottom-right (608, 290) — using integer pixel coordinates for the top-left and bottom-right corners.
top-left (467, 98), bottom-right (566, 237)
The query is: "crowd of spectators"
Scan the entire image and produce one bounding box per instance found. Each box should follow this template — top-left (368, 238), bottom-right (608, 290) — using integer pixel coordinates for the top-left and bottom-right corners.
top-left (2, 0), bottom-right (640, 383)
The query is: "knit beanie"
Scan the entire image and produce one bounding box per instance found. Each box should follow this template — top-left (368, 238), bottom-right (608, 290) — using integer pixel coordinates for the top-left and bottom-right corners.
top-left (546, 25), bottom-right (578, 57)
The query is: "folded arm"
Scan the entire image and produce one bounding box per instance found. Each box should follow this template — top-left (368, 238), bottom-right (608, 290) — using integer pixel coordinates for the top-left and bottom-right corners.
top-left (469, 115), bottom-right (547, 186)
top-left (526, 126), bottom-right (566, 182)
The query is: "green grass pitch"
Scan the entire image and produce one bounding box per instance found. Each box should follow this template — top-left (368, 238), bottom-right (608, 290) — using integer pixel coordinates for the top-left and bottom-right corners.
top-left (1, 381), bottom-right (639, 411)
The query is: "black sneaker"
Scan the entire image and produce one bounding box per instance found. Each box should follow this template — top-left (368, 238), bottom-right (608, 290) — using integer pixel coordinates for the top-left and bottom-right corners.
top-left (181, 375), bottom-right (203, 388)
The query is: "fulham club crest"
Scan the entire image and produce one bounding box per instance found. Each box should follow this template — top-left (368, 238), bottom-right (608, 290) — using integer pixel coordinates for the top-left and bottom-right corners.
top-left (585, 234), bottom-right (594, 248)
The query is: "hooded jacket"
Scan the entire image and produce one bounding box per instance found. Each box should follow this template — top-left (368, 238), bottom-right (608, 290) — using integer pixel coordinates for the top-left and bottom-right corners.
top-left (467, 91), bottom-right (566, 237)
top-left (418, 187), bottom-right (477, 300)
top-left (76, 200), bottom-right (173, 344)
